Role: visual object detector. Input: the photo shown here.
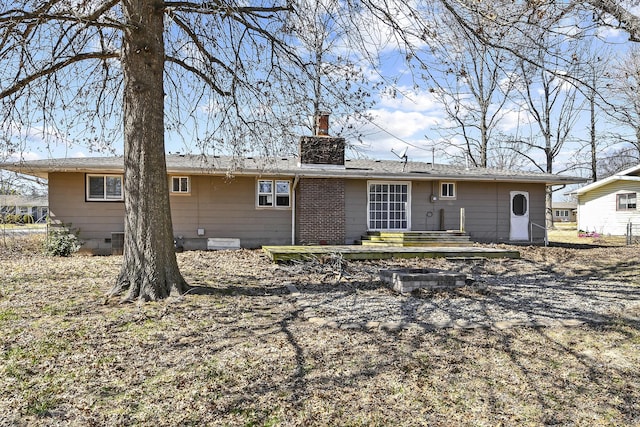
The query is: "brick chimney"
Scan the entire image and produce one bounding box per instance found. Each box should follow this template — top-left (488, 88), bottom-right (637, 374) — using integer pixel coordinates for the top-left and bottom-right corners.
top-left (299, 112), bottom-right (345, 167)
top-left (316, 112), bottom-right (330, 136)
top-left (296, 111), bottom-right (347, 245)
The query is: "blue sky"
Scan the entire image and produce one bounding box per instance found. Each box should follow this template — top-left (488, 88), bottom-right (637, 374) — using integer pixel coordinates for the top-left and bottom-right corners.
top-left (4, 4), bottom-right (638, 181)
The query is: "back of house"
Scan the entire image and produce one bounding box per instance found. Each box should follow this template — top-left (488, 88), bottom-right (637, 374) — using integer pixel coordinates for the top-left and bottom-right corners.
top-left (1, 124), bottom-right (584, 254)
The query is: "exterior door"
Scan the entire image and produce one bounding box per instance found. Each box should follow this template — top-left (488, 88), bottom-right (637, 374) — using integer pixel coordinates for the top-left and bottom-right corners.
top-left (510, 191), bottom-right (529, 240)
top-left (368, 182), bottom-right (410, 230)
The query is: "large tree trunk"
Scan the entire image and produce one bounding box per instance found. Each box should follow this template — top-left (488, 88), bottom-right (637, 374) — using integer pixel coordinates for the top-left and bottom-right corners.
top-left (110, 0), bottom-right (188, 301)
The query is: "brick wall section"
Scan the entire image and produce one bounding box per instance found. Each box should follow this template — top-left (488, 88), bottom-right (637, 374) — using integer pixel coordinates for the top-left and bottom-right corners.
top-left (297, 178), bottom-right (346, 245)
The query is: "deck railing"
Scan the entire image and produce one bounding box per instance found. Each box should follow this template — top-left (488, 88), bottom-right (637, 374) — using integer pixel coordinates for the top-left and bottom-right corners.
top-left (530, 222), bottom-right (548, 246)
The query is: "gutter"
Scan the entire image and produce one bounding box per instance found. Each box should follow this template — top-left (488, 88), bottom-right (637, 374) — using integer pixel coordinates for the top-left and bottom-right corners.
top-left (291, 175), bottom-right (300, 245)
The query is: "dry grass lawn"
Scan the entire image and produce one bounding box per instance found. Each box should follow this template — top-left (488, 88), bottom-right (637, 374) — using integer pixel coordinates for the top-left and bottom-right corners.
top-left (1, 234), bottom-right (639, 426)
top-left (548, 223), bottom-right (628, 246)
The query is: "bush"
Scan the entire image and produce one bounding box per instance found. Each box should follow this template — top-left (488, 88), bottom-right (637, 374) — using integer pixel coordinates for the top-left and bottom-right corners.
top-left (3, 214), bottom-right (19, 224)
top-left (43, 228), bottom-right (81, 257)
top-left (22, 214), bottom-right (34, 224)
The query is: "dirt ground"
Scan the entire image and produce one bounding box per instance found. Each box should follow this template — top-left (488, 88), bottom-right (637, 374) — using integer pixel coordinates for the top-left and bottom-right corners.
top-left (1, 235), bottom-right (639, 426)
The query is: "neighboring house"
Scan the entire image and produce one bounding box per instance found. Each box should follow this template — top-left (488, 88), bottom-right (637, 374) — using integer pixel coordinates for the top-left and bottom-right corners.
top-left (0, 126), bottom-right (584, 254)
top-left (552, 201), bottom-right (577, 223)
top-left (0, 194), bottom-right (48, 222)
top-left (574, 164), bottom-right (640, 235)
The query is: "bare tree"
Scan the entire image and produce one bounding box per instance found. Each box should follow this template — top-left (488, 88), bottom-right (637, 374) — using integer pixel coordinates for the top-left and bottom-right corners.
top-left (422, 6), bottom-right (519, 168)
top-left (438, 1), bottom-right (640, 57)
top-left (560, 42), bottom-right (614, 183)
top-left (583, 0), bottom-right (640, 41)
top-left (0, 0), bottom-right (297, 301)
top-left (488, 136), bottom-right (532, 171)
top-left (513, 41), bottom-right (585, 228)
top-left (598, 146), bottom-right (640, 177)
top-left (0, 0), bottom-right (399, 302)
top-left (603, 46), bottom-right (640, 158)
top-left (279, 0), bottom-right (381, 147)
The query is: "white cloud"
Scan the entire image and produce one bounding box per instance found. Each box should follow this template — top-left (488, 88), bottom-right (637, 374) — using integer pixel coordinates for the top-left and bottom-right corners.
top-left (597, 26), bottom-right (625, 40)
top-left (368, 109), bottom-right (440, 139)
top-left (378, 86), bottom-right (439, 112)
top-left (497, 108), bottom-right (535, 133)
top-left (6, 151), bottom-right (42, 162)
top-left (353, 87), bottom-right (448, 161)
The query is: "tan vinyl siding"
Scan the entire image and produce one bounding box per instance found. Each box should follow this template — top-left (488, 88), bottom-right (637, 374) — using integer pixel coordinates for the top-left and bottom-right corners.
top-left (170, 175), bottom-right (292, 247)
top-left (49, 172), bottom-right (125, 240)
top-left (407, 181), bottom-right (544, 241)
top-left (49, 172), bottom-right (550, 250)
top-left (578, 180), bottom-right (640, 235)
top-left (345, 179), bottom-right (367, 244)
top-left (49, 173), bottom-right (293, 249)
top-left (345, 179), bottom-right (546, 242)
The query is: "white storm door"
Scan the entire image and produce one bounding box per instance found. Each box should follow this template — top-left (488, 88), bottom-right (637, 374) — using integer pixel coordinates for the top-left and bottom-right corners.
top-left (509, 191), bottom-right (529, 240)
top-left (368, 182), bottom-right (410, 230)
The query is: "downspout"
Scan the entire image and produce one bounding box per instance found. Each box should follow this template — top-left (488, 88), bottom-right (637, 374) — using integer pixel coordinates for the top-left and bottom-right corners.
top-left (291, 175), bottom-right (300, 245)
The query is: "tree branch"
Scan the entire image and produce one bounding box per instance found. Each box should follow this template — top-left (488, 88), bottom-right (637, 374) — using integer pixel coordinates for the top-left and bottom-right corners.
top-left (0, 0), bottom-right (123, 30)
top-left (165, 56), bottom-right (231, 96)
top-left (164, 1), bottom-right (291, 15)
top-left (0, 51), bottom-right (120, 99)
top-left (166, 11), bottom-right (236, 77)
top-left (585, 0), bottom-right (640, 42)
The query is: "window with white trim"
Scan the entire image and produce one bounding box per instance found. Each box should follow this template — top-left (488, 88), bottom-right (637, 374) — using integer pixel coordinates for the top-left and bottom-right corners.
top-left (171, 176), bottom-right (190, 194)
top-left (617, 193), bottom-right (637, 211)
top-left (87, 174), bottom-right (123, 201)
top-left (440, 182), bottom-right (456, 198)
top-left (555, 210), bottom-right (569, 218)
top-left (257, 179), bottom-right (290, 208)
top-left (368, 182), bottom-right (410, 230)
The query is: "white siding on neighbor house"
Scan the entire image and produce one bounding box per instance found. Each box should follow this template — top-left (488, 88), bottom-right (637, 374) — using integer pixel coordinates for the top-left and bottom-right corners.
top-left (578, 180), bottom-right (640, 235)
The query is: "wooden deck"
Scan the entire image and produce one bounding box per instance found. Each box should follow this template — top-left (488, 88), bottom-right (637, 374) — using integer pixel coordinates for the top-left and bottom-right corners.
top-left (262, 245), bottom-right (520, 263)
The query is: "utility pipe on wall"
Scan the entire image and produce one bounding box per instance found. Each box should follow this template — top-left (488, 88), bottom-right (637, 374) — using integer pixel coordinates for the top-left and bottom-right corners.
top-left (291, 175), bottom-right (300, 245)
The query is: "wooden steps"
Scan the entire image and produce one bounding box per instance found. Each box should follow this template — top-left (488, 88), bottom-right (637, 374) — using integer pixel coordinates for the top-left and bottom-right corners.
top-left (360, 231), bottom-right (471, 247)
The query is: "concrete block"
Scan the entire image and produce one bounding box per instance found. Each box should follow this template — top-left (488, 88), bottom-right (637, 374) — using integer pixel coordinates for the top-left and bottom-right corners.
top-left (207, 238), bottom-right (240, 250)
top-left (379, 268), bottom-right (467, 293)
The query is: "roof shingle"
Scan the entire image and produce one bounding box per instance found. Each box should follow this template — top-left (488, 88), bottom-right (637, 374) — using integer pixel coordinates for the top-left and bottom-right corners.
top-left (0, 155), bottom-right (586, 185)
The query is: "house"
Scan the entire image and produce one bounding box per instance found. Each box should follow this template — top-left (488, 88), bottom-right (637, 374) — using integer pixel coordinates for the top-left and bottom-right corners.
top-left (0, 121), bottom-right (585, 254)
top-left (0, 194), bottom-right (48, 222)
top-left (573, 164), bottom-right (640, 235)
top-left (551, 201), bottom-right (577, 223)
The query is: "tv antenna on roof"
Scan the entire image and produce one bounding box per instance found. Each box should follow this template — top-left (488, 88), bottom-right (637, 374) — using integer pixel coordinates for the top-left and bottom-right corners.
top-left (391, 147), bottom-right (409, 171)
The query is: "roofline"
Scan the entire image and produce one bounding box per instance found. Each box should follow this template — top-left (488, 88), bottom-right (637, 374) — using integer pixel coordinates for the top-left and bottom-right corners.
top-left (574, 164), bottom-right (640, 195)
top-left (0, 157), bottom-right (587, 186)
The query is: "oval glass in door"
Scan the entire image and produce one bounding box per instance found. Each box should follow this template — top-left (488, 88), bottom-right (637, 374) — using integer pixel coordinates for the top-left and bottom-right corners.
top-left (509, 191), bottom-right (529, 240)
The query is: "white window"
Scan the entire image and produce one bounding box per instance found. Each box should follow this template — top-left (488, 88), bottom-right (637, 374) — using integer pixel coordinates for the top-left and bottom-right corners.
top-left (171, 176), bottom-right (190, 194)
top-left (440, 182), bottom-right (456, 198)
top-left (617, 193), bottom-right (637, 211)
top-left (87, 174), bottom-right (123, 201)
top-left (555, 210), bottom-right (569, 218)
top-left (368, 182), bottom-right (410, 230)
top-left (257, 179), bottom-right (290, 208)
